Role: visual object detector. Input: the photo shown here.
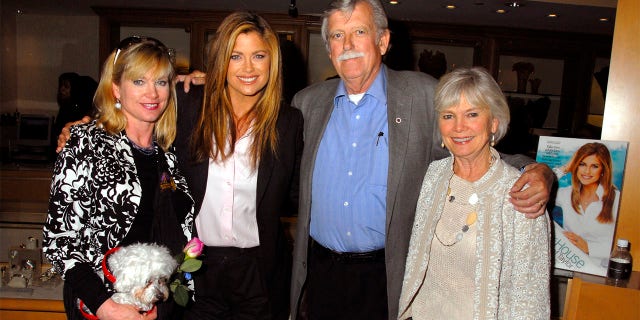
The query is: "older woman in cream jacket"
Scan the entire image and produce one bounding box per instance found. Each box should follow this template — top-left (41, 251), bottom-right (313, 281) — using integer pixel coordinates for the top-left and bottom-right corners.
top-left (398, 67), bottom-right (550, 320)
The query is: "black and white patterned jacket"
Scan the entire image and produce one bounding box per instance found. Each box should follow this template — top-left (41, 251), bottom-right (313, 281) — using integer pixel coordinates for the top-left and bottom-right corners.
top-left (43, 121), bottom-right (194, 277)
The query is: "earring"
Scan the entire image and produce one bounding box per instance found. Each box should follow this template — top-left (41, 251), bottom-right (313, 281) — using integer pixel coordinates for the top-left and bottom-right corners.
top-left (490, 134), bottom-right (495, 147)
top-left (115, 99), bottom-right (122, 109)
top-left (441, 141), bottom-right (445, 148)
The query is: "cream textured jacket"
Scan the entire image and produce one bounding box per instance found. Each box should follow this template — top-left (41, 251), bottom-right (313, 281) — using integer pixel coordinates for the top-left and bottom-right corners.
top-left (399, 149), bottom-right (551, 319)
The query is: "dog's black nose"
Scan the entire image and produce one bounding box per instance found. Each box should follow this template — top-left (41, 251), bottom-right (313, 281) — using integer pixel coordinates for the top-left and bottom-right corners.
top-left (156, 292), bottom-right (166, 301)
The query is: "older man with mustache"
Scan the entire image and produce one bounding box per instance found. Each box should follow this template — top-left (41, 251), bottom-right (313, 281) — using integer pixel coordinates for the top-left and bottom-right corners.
top-left (289, 1), bottom-right (554, 319)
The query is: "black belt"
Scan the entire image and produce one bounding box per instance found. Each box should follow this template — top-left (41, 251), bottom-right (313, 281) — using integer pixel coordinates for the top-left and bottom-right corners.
top-left (311, 238), bottom-right (385, 263)
top-left (201, 245), bottom-right (259, 259)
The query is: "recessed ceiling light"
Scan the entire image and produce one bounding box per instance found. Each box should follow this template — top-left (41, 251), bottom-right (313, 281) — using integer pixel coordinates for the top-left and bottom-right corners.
top-left (389, 0), bottom-right (399, 4)
top-left (505, 1), bottom-right (522, 7)
top-left (547, 13), bottom-right (558, 18)
top-left (445, 4), bottom-right (457, 9)
top-left (496, 9), bottom-right (507, 14)
top-left (599, 17), bottom-right (609, 22)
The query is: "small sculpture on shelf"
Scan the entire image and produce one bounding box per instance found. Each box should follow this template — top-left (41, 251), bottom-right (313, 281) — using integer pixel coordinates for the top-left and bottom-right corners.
top-left (6, 236), bottom-right (43, 288)
top-left (512, 61), bottom-right (535, 93)
top-left (529, 78), bottom-right (542, 94)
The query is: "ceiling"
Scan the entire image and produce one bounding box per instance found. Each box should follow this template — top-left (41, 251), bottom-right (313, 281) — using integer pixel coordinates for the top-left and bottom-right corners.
top-left (5, 0), bottom-right (617, 35)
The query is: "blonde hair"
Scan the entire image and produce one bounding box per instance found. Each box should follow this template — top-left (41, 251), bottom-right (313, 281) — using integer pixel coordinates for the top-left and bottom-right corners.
top-left (192, 12), bottom-right (282, 169)
top-left (94, 37), bottom-right (177, 151)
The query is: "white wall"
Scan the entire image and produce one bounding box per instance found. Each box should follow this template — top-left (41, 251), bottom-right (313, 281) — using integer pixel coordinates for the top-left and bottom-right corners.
top-left (120, 26), bottom-right (191, 74)
top-left (411, 43), bottom-right (475, 73)
top-left (3, 13), bottom-right (99, 116)
top-left (307, 32), bottom-right (336, 85)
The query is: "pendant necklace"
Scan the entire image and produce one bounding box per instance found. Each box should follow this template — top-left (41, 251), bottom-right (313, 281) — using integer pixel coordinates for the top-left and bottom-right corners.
top-left (434, 188), bottom-right (478, 246)
top-left (434, 155), bottom-right (494, 247)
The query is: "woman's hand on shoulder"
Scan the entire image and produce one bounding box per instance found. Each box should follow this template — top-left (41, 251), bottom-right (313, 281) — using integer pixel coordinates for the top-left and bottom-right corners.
top-left (96, 298), bottom-right (157, 320)
top-left (56, 116), bottom-right (91, 153)
top-left (176, 70), bottom-right (206, 93)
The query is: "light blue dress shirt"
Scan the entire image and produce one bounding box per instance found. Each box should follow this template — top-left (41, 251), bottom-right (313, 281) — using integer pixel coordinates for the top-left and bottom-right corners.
top-left (310, 68), bottom-right (389, 253)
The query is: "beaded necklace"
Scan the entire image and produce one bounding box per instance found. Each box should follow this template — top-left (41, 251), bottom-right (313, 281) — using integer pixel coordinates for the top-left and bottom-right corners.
top-left (127, 136), bottom-right (158, 156)
top-left (433, 155), bottom-right (494, 247)
top-left (433, 179), bottom-right (478, 247)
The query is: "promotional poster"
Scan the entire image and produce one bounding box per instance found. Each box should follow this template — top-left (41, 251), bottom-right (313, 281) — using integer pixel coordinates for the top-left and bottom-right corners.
top-left (536, 136), bottom-right (628, 276)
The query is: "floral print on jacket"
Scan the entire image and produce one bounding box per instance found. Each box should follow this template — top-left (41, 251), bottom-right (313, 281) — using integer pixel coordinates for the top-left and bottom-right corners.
top-left (43, 121), bottom-right (194, 277)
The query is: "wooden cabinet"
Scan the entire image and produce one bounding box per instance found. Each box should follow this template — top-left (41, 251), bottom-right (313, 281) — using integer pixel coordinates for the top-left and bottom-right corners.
top-left (0, 298), bottom-right (65, 320)
top-left (0, 262), bottom-right (64, 320)
top-left (563, 271), bottom-right (640, 319)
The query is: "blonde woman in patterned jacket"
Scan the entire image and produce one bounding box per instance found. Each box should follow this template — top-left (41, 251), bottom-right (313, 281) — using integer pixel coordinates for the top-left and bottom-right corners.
top-left (43, 37), bottom-right (194, 320)
top-left (398, 67), bottom-right (550, 320)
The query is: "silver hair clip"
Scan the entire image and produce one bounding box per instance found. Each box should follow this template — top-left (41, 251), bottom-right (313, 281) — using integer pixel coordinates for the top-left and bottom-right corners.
top-left (113, 49), bottom-right (122, 66)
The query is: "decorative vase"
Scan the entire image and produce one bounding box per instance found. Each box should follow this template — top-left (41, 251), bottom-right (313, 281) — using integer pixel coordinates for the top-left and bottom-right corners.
top-left (512, 62), bottom-right (535, 93)
top-left (529, 78), bottom-right (542, 94)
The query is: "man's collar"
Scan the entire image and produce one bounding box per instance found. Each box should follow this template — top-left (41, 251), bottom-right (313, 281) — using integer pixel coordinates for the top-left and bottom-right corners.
top-left (335, 64), bottom-right (387, 104)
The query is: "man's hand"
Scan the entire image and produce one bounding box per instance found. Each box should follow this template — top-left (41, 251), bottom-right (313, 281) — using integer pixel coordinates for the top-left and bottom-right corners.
top-left (56, 116), bottom-right (91, 153)
top-left (509, 162), bottom-right (555, 219)
top-left (176, 70), bottom-right (205, 93)
top-left (96, 298), bottom-right (157, 320)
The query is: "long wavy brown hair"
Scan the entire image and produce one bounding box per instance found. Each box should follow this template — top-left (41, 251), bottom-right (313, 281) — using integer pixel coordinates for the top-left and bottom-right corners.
top-left (566, 142), bottom-right (616, 223)
top-left (191, 12), bottom-right (282, 169)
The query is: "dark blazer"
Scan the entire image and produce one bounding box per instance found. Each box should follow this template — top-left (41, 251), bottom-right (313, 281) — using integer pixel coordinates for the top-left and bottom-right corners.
top-left (175, 83), bottom-right (303, 319)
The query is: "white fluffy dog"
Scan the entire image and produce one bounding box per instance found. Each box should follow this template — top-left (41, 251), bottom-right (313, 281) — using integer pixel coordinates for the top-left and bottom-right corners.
top-left (106, 243), bottom-right (178, 311)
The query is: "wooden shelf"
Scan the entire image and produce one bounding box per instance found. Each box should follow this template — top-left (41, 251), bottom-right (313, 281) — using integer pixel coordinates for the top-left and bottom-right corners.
top-left (0, 273), bottom-right (64, 320)
top-left (0, 298), bottom-right (65, 320)
top-left (503, 91), bottom-right (562, 101)
top-left (563, 271), bottom-right (640, 319)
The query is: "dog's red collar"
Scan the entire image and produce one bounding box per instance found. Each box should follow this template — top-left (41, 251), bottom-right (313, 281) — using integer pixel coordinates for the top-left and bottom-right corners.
top-left (79, 300), bottom-right (100, 320)
top-left (101, 246), bottom-right (120, 284)
top-left (77, 246), bottom-right (121, 320)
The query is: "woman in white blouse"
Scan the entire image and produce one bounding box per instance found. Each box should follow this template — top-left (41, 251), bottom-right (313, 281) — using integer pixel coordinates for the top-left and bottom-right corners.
top-left (554, 142), bottom-right (620, 267)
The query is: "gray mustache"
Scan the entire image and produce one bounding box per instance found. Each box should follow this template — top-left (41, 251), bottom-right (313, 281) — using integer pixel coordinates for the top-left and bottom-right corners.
top-left (337, 51), bottom-right (365, 61)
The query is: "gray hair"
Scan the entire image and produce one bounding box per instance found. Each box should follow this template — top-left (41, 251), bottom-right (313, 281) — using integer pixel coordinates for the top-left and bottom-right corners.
top-left (434, 67), bottom-right (510, 142)
top-left (320, 0), bottom-right (389, 52)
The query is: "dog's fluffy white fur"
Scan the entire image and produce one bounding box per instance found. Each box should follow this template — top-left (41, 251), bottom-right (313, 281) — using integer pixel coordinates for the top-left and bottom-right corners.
top-left (107, 243), bottom-right (177, 311)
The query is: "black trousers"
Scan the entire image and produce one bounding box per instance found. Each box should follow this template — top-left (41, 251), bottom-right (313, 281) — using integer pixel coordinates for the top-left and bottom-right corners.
top-left (183, 246), bottom-right (271, 320)
top-left (63, 282), bottom-right (86, 320)
top-left (306, 239), bottom-right (389, 320)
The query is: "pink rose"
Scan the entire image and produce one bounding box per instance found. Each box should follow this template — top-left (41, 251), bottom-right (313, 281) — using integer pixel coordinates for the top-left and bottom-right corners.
top-left (183, 237), bottom-right (204, 258)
